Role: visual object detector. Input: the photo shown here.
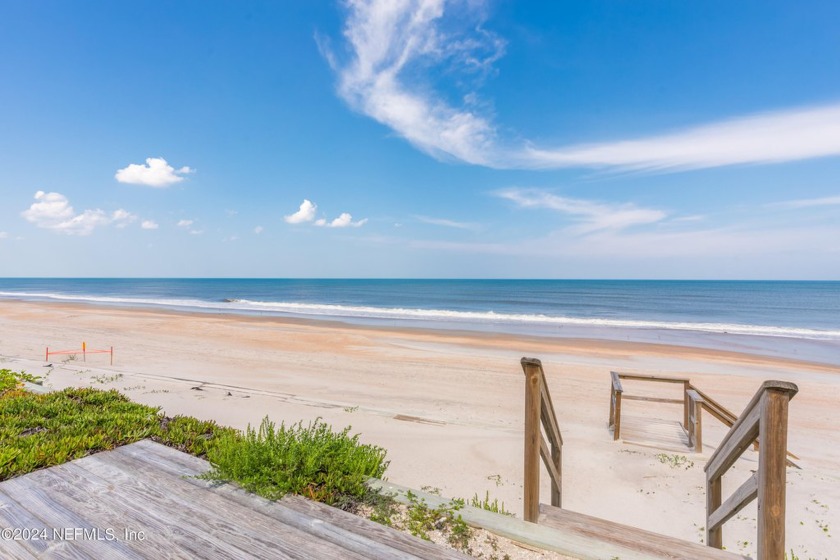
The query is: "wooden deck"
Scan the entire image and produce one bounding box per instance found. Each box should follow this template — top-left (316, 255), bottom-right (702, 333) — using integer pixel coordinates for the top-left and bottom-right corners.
top-left (0, 440), bottom-right (467, 559)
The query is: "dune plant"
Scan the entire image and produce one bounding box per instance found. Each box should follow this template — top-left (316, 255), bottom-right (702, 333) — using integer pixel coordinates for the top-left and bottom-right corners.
top-left (201, 417), bottom-right (389, 507)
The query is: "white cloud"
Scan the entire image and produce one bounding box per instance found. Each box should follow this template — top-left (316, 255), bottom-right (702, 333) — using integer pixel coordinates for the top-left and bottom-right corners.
top-left (496, 188), bottom-right (666, 234)
top-left (141, 220), bottom-right (159, 230)
top-left (331, 1), bottom-right (840, 173)
top-left (0, 232), bottom-right (8, 239)
top-left (314, 212), bottom-right (368, 228)
top-left (285, 200), bottom-right (318, 224)
top-left (414, 215), bottom-right (479, 230)
top-left (177, 219), bottom-right (194, 228)
top-left (254, 225), bottom-right (264, 234)
top-left (20, 191), bottom-right (130, 236)
top-left (111, 209), bottom-right (137, 228)
top-left (115, 157), bottom-right (193, 187)
top-left (770, 194), bottom-right (840, 209)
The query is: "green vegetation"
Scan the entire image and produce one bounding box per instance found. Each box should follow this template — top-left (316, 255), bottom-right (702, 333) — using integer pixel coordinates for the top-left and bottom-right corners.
top-left (200, 417), bottom-right (388, 507)
top-left (1, 378), bottom-right (386, 512)
top-left (655, 453), bottom-right (694, 469)
top-left (0, 369), bottom-right (41, 395)
top-left (469, 491), bottom-right (512, 516)
top-left (372, 490), bottom-right (473, 552)
top-left (0, 384), bottom-right (232, 480)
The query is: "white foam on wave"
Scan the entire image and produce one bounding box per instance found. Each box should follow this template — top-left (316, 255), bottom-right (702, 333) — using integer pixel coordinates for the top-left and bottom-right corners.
top-left (3, 291), bottom-right (839, 341)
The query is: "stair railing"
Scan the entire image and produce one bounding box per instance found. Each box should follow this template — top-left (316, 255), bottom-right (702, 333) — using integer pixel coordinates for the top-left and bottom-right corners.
top-left (522, 357), bottom-right (563, 522)
top-left (704, 381), bottom-right (798, 560)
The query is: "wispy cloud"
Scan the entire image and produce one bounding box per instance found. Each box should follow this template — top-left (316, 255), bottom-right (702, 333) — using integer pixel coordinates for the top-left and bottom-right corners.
top-left (254, 225), bottom-right (264, 234)
top-left (284, 200), bottom-right (318, 224)
top-left (21, 191), bottom-right (134, 236)
top-left (115, 157), bottom-right (193, 187)
top-left (0, 232), bottom-right (8, 239)
top-left (496, 188), bottom-right (666, 234)
top-left (414, 215), bottom-right (480, 230)
top-left (330, 1), bottom-right (840, 173)
top-left (141, 220), bottom-right (159, 230)
top-left (769, 194), bottom-right (840, 209)
top-left (177, 219), bottom-right (194, 228)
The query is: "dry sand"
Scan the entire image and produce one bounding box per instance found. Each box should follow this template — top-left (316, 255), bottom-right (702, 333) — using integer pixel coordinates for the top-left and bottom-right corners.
top-left (1, 300), bottom-right (838, 559)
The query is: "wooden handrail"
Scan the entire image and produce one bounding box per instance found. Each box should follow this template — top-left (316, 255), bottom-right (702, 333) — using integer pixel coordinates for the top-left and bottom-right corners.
top-left (608, 372), bottom-right (623, 440)
top-left (686, 389), bottom-right (704, 452)
top-left (522, 357), bottom-right (563, 522)
top-left (609, 372), bottom-right (690, 440)
top-left (704, 381), bottom-right (798, 560)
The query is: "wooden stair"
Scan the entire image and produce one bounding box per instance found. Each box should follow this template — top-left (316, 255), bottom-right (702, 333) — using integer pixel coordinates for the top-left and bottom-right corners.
top-left (539, 503), bottom-right (749, 560)
top-left (0, 440), bottom-right (467, 559)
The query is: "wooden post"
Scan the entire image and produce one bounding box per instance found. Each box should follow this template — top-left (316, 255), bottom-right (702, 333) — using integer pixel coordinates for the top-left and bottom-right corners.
top-left (110, 346), bottom-right (114, 366)
top-left (523, 360), bottom-right (542, 523)
top-left (683, 380), bottom-right (690, 429)
top-left (82, 341), bottom-right (86, 362)
top-left (45, 347), bottom-right (49, 362)
top-left (694, 401), bottom-right (703, 453)
top-left (608, 386), bottom-right (615, 429)
top-left (550, 441), bottom-right (561, 507)
top-left (613, 390), bottom-right (622, 441)
top-left (707, 476), bottom-right (722, 548)
top-left (757, 389), bottom-right (791, 560)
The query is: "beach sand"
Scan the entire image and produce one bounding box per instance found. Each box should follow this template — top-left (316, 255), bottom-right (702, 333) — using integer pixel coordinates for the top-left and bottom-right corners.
top-left (1, 300), bottom-right (838, 559)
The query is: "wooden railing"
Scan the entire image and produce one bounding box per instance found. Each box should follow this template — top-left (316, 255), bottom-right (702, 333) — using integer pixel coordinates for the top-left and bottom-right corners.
top-left (608, 374), bottom-right (799, 466)
top-left (704, 381), bottom-right (798, 559)
top-left (522, 357), bottom-right (563, 522)
top-left (608, 372), bottom-right (691, 441)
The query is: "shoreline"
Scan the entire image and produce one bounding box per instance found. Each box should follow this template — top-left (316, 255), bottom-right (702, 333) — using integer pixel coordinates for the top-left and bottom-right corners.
top-left (2, 298), bottom-right (839, 372)
top-left (1, 299), bottom-right (838, 558)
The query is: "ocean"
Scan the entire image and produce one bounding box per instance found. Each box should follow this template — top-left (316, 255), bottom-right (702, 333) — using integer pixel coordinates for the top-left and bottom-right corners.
top-left (1, 278), bottom-right (839, 364)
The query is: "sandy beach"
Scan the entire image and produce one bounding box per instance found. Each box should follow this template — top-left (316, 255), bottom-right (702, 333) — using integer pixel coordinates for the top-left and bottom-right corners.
top-left (1, 299), bottom-right (838, 559)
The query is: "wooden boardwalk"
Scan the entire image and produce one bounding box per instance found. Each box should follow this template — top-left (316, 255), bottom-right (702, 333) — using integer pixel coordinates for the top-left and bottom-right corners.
top-left (0, 440), bottom-right (467, 559)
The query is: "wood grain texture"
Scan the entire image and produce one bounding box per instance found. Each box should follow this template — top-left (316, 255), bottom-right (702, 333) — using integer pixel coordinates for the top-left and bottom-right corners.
top-left (0, 441), bottom-right (465, 559)
top-left (539, 504), bottom-right (748, 560)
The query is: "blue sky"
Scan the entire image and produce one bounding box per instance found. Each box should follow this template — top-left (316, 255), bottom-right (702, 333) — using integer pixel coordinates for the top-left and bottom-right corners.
top-left (1, 0), bottom-right (839, 279)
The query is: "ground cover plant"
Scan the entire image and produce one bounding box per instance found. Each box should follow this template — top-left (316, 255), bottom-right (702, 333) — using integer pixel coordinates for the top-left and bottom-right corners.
top-left (200, 416), bottom-right (389, 507)
top-left (1, 370), bottom-right (521, 558)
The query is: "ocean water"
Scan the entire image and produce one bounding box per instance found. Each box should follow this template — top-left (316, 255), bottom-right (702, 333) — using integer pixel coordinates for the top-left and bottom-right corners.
top-left (1, 279), bottom-right (839, 364)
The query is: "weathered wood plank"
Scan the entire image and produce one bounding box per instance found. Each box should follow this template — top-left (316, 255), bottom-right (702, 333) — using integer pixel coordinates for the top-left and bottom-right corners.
top-left (36, 460), bottom-right (240, 560)
top-left (757, 388), bottom-right (793, 559)
top-left (539, 504), bottom-right (748, 560)
top-left (617, 373), bottom-right (690, 383)
top-left (705, 403), bottom-right (761, 480)
top-left (281, 495), bottom-right (468, 560)
top-left (0, 488), bottom-right (53, 556)
top-left (522, 358), bottom-right (542, 522)
top-left (77, 449), bottom-right (369, 560)
top-left (0, 475), bottom-right (137, 560)
top-left (369, 480), bottom-right (634, 560)
top-left (621, 395), bottom-right (684, 404)
top-left (708, 473), bottom-right (758, 532)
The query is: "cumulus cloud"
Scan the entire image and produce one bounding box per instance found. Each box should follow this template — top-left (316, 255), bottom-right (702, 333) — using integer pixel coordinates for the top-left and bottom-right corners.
top-left (20, 191), bottom-right (134, 236)
top-left (314, 213), bottom-right (368, 228)
top-left (285, 200), bottom-right (318, 224)
top-left (496, 188), bottom-right (666, 234)
top-left (141, 220), bottom-right (159, 230)
top-left (329, 1), bottom-right (840, 173)
top-left (285, 199), bottom-right (367, 228)
top-left (115, 157), bottom-right (193, 187)
top-left (254, 226), bottom-right (264, 234)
